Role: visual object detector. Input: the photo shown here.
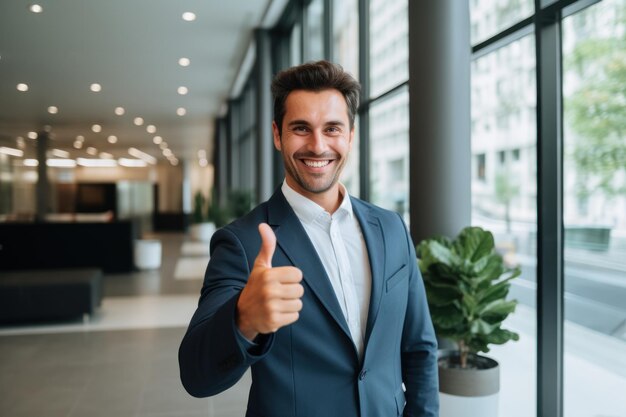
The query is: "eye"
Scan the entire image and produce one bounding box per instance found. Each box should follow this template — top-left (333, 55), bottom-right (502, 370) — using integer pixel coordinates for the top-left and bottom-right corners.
top-left (292, 125), bottom-right (310, 133)
top-left (325, 126), bottom-right (342, 134)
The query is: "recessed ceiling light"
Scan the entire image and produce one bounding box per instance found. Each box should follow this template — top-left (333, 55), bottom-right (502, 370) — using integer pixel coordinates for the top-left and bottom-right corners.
top-left (118, 158), bottom-right (147, 168)
top-left (182, 12), bottom-right (196, 21)
top-left (114, 107), bottom-right (125, 116)
top-left (86, 147), bottom-right (98, 156)
top-left (163, 149), bottom-right (173, 157)
top-left (176, 107), bottom-right (187, 116)
top-left (178, 57), bottom-right (190, 67)
top-left (29, 4), bottom-right (43, 13)
top-left (107, 135), bottom-right (118, 144)
top-left (0, 147), bottom-right (24, 157)
top-left (24, 159), bottom-right (39, 167)
top-left (76, 135), bottom-right (84, 141)
top-left (171, 159), bottom-right (179, 166)
top-left (177, 86), bottom-right (188, 95)
top-left (16, 137), bottom-right (25, 149)
top-left (17, 83), bottom-right (29, 92)
top-left (74, 141), bottom-right (83, 149)
top-left (159, 142), bottom-right (168, 150)
top-left (51, 149), bottom-right (70, 158)
top-left (91, 124), bottom-right (102, 133)
top-left (199, 158), bottom-right (208, 167)
top-left (133, 117), bottom-right (144, 126)
top-left (48, 106), bottom-right (58, 114)
top-left (153, 136), bottom-right (163, 145)
top-left (100, 152), bottom-right (114, 159)
top-left (90, 83), bottom-right (102, 92)
top-left (197, 150), bottom-right (206, 158)
top-left (146, 125), bottom-right (156, 134)
top-left (43, 125), bottom-right (52, 133)
top-left (27, 131), bottom-right (37, 139)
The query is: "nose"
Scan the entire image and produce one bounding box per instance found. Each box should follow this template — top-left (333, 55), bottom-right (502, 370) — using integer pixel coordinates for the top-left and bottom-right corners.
top-left (309, 129), bottom-right (327, 155)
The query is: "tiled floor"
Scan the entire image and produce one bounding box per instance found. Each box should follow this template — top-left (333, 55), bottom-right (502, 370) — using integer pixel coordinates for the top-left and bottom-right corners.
top-left (0, 232), bottom-right (251, 417)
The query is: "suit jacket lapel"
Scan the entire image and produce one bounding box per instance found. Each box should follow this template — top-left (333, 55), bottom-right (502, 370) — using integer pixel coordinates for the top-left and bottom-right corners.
top-left (351, 198), bottom-right (385, 347)
top-left (266, 191), bottom-right (353, 343)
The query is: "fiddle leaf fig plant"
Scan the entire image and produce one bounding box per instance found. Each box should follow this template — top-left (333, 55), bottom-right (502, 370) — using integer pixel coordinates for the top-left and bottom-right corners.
top-left (417, 226), bottom-right (521, 368)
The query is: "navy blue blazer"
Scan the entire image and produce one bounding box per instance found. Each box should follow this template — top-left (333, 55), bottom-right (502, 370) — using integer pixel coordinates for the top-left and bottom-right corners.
top-left (179, 190), bottom-right (439, 417)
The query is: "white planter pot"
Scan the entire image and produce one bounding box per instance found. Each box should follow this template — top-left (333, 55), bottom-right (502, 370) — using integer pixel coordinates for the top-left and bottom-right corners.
top-left (438, 350), bottom-right (499, 417)
top-left (190, 222), bottom-right (216, 242)
top-left (134, 239), bottom-right (162, 270)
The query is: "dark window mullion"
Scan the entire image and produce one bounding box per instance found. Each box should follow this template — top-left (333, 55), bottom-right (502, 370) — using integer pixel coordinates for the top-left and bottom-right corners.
top-left (534, 3), bottom-right (564, 417)
top-left (358, 0), bottom-right (370, 201)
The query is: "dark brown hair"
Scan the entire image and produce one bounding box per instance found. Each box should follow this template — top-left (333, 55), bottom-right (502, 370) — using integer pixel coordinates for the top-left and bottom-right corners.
top-left (271, 60), bottom-right (361, 135)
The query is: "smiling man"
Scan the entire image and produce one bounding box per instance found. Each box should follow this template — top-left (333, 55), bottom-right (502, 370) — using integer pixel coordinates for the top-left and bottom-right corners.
top-left (179, 60), bottom-right (439, 417)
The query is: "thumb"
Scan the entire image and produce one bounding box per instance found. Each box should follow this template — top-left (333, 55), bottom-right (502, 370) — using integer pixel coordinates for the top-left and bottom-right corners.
top-left (255, 223), bottom-right (276, 268)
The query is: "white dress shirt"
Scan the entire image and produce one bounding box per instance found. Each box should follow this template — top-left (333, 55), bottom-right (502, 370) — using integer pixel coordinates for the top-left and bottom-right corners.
top-left (282, 180), bottom-right (372, 359)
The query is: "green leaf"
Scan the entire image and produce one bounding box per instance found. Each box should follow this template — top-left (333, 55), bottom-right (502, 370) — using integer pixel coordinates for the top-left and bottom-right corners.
top-left (470, 319), bottom-right (498, 335)
top-left (485, 328), bottom-right (520, 345)
top-left (478, 299), bottom-right (518, 318)
top-left (430, 305), bottom-right (464, 329)
top-left (453, 227), bottom-right (495, 263)
top-left (425, 283), bottom-right (461, 307)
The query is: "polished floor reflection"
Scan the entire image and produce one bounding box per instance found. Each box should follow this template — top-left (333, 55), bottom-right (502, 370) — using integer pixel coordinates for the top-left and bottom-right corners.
top-left (0, 232), bottom-right (251, 417)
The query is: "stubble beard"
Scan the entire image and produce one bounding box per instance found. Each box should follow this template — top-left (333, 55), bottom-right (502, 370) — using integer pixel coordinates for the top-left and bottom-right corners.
top-left (281, 150), bottom-right (347, 195)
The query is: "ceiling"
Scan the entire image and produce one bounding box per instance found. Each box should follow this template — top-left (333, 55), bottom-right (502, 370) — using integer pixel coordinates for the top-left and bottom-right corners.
top-left (0, 0), bottom-right (274, 165)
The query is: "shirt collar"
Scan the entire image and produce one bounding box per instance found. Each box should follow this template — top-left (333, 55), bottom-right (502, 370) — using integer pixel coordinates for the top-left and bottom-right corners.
top-left (281, 179), bottom-right (353, 225)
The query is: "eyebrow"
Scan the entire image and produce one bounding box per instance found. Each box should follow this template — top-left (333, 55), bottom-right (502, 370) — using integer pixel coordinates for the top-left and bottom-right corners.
top-left (287, 119), bottom-right (346, 127)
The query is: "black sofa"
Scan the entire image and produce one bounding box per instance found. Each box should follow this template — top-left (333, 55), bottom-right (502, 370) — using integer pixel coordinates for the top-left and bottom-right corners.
top-left (0, 268), bottom-right (103, 323)
top-left (0, 221), bottom-right (137, 273)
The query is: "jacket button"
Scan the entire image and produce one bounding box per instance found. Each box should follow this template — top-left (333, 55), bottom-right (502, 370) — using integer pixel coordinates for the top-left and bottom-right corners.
top-left (358, 369), bottom-right (368, 380)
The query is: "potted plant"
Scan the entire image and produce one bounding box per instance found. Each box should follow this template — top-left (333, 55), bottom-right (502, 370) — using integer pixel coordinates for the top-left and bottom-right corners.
top-left (416, 226), bottom-right (521, 417)
top-left (189, 191), bottom-right (215, 242)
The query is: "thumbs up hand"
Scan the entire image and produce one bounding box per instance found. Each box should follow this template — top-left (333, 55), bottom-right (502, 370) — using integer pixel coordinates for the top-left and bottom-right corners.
top-left (236, 223), bottom-right (304, 341)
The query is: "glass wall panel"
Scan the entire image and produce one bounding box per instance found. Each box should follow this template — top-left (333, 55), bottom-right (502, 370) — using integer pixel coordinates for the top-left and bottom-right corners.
top-left (469, 0), bottom-right (534, 45)
top-left (563, 1), bottom-right (626, 416)
top-left (369, 88), bottom-right (409, 223)
top-left (343, 117), bottom-right (359, 197)
top-left (306, 0), bottom-right (324, 61)
top-left (471, 34), bottom-right (537, 417)
top-left (333, 0), bottom-right (359, 79)
top-left (369, 0), bottom-right (408, 98)
top-left (290, 22), bottom-right (302, 66)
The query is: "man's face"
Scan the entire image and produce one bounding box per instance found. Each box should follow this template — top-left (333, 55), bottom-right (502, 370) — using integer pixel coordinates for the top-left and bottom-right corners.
top-left (273, 89), bottom-right (354, 199)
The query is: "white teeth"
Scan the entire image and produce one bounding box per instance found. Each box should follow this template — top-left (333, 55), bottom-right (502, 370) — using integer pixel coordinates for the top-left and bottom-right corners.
top-left (303, 160), bottom-right (330, 168)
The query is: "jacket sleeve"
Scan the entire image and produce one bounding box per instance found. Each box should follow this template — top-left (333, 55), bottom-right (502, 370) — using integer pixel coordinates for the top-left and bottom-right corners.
top-left (397, 214), bottom-right (440, 417)
top-left (178, 226), bottom-right (275, 398)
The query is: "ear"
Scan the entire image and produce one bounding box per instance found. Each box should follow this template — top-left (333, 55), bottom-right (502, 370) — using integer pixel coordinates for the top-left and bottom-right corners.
top-left (272, 121), bottom-right (282, 151)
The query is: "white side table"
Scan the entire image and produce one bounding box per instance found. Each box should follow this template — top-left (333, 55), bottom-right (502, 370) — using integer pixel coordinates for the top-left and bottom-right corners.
top-left (134, 239), bottom-right (162, 270)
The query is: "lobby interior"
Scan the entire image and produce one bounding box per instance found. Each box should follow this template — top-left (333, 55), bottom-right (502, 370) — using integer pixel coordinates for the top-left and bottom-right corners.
top-left (1, 1), bottom-right (625, 417)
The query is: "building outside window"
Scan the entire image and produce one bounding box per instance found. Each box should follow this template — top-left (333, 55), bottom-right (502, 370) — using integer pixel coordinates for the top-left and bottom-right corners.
top-left (562, 1), bottom-right (626, 416)
top-left (369, 0), bottom-right (409, 223)
top-left (471, 31), bottom-right (537, 417)
top-left (333, 0), bottom-right (360, 196)
top-left (472, 0), bottom-right (626, 416)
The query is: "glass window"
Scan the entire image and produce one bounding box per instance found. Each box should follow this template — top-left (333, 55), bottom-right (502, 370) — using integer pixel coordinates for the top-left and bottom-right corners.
top-left (343, 117), bottom-right (360, 197)
top-left (333, 0), bottom-right (359, 79)
top-left (369, 0), bottom-right (408, 98)
top-left (305, 0), bottom-right (324, 61)
top-left (470, 0), bottom-right (534, 45)
top-left (369, 87), bottom-right (409, 223)
top-left (471, 34), bottom-right (537, 417)
top-left (562, 1), bottom-right (626, 416)
top-left (290, 22), bottom-right (302, 66)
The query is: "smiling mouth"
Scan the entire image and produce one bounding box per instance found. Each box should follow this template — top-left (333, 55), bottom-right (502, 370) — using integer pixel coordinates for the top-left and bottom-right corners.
top-left (302, 159), bottom-right (331, 168)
